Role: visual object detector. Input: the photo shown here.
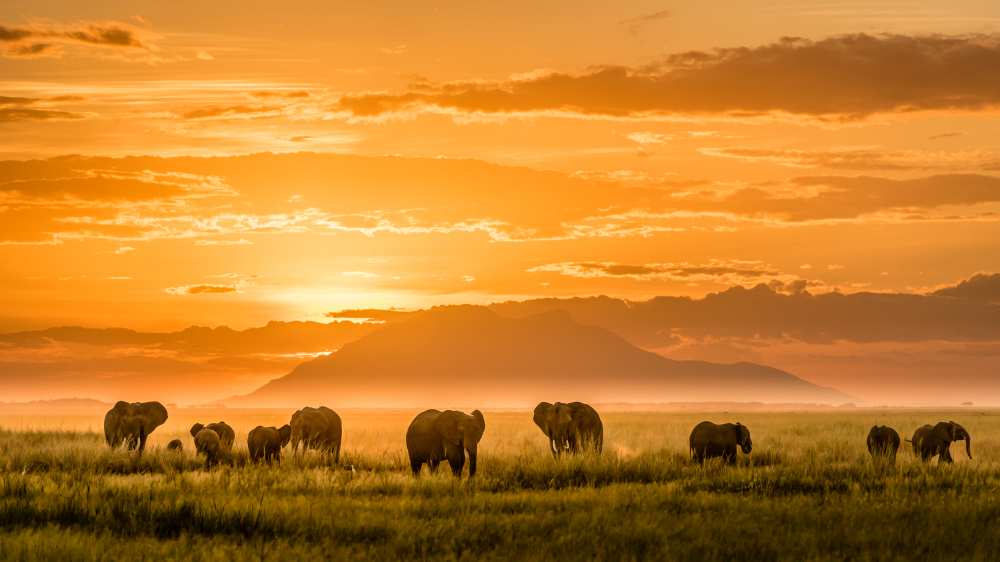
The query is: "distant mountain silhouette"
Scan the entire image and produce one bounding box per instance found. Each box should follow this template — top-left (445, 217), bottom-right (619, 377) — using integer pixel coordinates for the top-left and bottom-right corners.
top-left (234, 306), bottom-right (850, 407)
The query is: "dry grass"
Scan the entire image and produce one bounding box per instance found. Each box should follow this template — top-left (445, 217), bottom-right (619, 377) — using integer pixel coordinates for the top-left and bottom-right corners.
top-left (1, 409), bottom-right (999, 561)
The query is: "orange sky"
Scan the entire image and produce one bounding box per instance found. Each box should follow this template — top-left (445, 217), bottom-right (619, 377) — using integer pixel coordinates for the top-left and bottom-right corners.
top-left (2, 0), bottom-right (1000, 331)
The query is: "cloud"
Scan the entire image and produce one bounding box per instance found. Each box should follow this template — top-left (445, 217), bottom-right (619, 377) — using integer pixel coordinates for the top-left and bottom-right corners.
top-left (626, 132), bottom-right (671, 145)
top-left (619, 10), bottom-right (671, 36)
top-left (0, 108), bottom-right (83, 122)
top-left (933, 273), bottom-right (1000, 303)
top-left (488, 277), bottom-right (1000, 345)
top-left (181, 105), bottom-right (281, 120)
top-left (165, 284), bottom-right (239, 295)
top-left (699, 146), bottom-right (1000, 171)
top-left (333, 34), bottom-right (1000, 120)
top-left (0, 21), bottom-right (148, 59)
top-left (113, 246), bottom-right (135, 255)
top-left (194, 238), bottom-right (253, 246)
top-left (528, 259), bottom-right (796, 286)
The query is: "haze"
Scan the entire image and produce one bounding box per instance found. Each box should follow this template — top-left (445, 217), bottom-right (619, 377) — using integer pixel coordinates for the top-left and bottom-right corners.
top-left (2, 1), bottom-right (999, 407)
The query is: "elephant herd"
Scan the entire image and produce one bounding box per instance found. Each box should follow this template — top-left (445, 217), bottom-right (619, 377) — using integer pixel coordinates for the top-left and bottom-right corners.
top-left (103, 400), bottom-right (976, 476)
top-left (867, 421), bottom-right (973, 464)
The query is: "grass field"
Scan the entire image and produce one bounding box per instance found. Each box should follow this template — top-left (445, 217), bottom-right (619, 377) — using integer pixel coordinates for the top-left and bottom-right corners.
top-left (1, 409), bottom-right (999, 561)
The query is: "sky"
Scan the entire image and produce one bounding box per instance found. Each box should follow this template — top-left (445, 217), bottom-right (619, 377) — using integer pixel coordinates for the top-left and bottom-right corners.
top-left (1, 2), bottom-right (1000, 404)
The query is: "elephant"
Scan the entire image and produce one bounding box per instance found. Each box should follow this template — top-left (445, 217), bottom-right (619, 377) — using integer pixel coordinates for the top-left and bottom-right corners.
top-left (190, 421), bottom-right (235, 451)
top-left (689, 421), bottom-right (752, 465)
top-left (248, 425), bottom-right (292, 463)
top-left (532, 401), bottom-right (603, 456)
top-left (166, 439), bottom-right (184, 453)
top-left (194, 428), bottom-right (225, 468)
top-left (911, 421), bottom-right (972, 463)
top-left (290, 406), bottom-right (342, 462)
top-left (103, 401), bottom-right (169, 453)
top-left (866, 425), bottom-right (901, 463)
top-left (406, 409), bottom-right (485, 477)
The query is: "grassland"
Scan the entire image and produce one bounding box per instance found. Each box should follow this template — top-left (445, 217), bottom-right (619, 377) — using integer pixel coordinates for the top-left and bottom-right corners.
top-left (1, 409), bottom-right (999, 561)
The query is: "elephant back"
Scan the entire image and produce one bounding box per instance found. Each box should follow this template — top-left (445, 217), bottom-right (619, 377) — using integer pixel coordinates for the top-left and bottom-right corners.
top-left (206, 421), bottom-right (235, 449)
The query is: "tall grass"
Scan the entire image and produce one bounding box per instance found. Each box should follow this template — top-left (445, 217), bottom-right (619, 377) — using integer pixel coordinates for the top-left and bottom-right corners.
top-left (1, 410), bottom-right (999, 560)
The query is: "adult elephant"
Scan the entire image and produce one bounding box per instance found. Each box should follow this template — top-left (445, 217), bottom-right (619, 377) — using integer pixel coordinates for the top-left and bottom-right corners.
top-left (406, 409), bottom-right (485, 477)
top-left (532, 402), bottom-right (603, 456)
top-left (866, 425), bottom-right (901, 463)
top-left (290, 406), bottom-right (342, 462)
top-left (190, 422), bottom-right (235, 451)
top-left (248, 425), bottom-right (292, 464)
top-left (689, 421), bottom-right (752, 465)
top-left (911, 421), bottom-right (971, 463)
top-left (103, 401), bottom-right (168, 453)
top-left (194, 428), bottom-right (225, 468)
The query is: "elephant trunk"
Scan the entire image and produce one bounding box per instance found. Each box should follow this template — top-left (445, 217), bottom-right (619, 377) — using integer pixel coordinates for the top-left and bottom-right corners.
top-left (467, 445), bottom-right (478, 477)
top-left (965, 435), bottom-right (972, 459)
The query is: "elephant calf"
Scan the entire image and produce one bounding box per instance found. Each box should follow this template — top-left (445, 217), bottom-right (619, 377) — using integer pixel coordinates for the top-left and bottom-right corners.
top-left (533, 401), bottom-right (603, 456)
top-left (194, 428), bottom-right (225, 468)
top-left (248, 425), bottom-right (292, 463)
top-left (866, 425), bottom-right (900, 463)
top-left (911, 421), bottom-right (972, 464)
top-left (406, 409), bottom-right (485, 477)
top-left (191, 421), bottom-right (235, 451)
top-left (689, 421), bottom-right (752, 465)
top-left (166, 439), bottom-right (184, 453)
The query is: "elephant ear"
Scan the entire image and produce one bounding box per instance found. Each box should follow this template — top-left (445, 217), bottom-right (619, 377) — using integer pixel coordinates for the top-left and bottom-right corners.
top-left (190, 423), bottom-right (204, 438)
top-left (533, 403), bottom-right (553, 434)
top-left (464, 410), bottom-right (486, 445)
top-left (433, 411), bottom-right (464, 446)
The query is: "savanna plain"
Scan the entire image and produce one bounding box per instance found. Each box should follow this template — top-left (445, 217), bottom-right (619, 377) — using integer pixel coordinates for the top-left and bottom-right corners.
top-left (0, 409), bottom-right (998, 561)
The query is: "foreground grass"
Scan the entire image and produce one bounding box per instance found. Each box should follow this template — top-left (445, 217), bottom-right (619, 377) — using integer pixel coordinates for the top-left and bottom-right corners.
top-left (1, 410), bottom-right (999, 560)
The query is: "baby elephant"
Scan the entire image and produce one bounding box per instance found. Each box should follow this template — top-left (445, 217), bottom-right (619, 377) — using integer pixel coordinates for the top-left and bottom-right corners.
top-left (866, 425), bottom-right (900, 463)
top-left (248, 425), bottom-right (292, 463)
top-left (689, 421), bottom-right (752, 465)
top-left (190, 421), bottom-right (235, 451)
top-left (166, 439), bottom-right (184, 453)
top-left (194, 428), bottom-right (225, 468)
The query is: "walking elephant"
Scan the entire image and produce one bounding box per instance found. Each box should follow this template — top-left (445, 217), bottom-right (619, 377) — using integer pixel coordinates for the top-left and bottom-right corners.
top-left (248, 425), bottom-right (292, 463)
top-left (911, 421), bottom-right (971, 463)
top-left (166, 439), bottom-right (184, 453)
top-left (194, 428), bottom-right (225, 468)
top-left (866, 425), bottom-right (901, 463)
top-left (406, 409), bottom-right (485, 477)
top-left (533, 401), bottom-right (603, 456)
top-left (290, 406), bottom-right (342, 462)
top-left (190, 421), bottom-right (235, 451)
top-left (103, 401), bottom-right (169, 453)
top-left (689, 421), bottom-right (752, 465)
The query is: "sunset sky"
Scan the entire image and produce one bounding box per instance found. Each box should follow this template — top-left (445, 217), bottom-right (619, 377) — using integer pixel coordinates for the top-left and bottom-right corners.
top-left (2, 1), bottom-right (1000, 337)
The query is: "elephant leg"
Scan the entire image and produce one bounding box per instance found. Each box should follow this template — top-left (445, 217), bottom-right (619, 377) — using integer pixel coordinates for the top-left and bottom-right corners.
top-left (137, 430), bottom-right (148, 454)
top-left (940, 448), bottom-right (954, 463)
top-left (428, 458), bottom-right (440, 473)
top-left (724, 445), bottom-right (737, 465)
top-left (334, 443), bottom-right (341, 464)
top-left (447, 451), bottom-right (465, 477)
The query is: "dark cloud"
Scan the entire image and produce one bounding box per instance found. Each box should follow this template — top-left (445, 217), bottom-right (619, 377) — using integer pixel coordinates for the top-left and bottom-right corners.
top-left (488, 278), bottom-right (1000, 345)
top-left (670, 174), bottom-right (1000, 221)
top-left (933, 273), bottom-right (1000, 303)
top-left (181, 105), bottom-right (279, 119)
top-left (334, 34), bottom-right (1000, 119)
top-left (0, 108), bottom-right (83, 122)
top-left (1, 21), bottom-right (146, 59)
top-left (699, 146), bottom-right (1000, 171)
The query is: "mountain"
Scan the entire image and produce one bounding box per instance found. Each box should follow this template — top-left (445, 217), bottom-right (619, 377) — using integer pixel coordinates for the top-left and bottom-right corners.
top-left (234, 306), bottom-right (850, 407)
